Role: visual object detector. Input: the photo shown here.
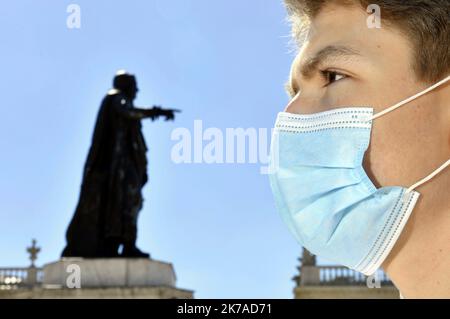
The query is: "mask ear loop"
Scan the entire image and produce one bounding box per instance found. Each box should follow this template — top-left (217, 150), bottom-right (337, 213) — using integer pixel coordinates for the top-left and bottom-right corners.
top-left (370, 76), bottom-right (450, 121)
top-left (365, 75), bottom-right (450, 196)
top-left (406, 159), bottom-right (450, 194)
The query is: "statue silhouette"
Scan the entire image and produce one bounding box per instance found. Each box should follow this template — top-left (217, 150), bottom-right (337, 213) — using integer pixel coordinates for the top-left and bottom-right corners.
top-left (62, 71), bottom-right (179, 258)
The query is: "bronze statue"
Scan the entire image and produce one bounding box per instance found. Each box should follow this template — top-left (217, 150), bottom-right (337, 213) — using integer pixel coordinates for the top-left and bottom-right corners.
top-left (62, 71), bottom-right (179, 258)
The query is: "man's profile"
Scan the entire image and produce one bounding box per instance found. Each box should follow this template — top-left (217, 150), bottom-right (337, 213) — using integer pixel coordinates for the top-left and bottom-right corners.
top-left (273, 0), bottom-right (449, 298)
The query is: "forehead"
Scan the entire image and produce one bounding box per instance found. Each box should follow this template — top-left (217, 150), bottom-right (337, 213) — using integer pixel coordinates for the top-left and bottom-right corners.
top-left (291, 3), bottom-right (414, 77)
top-left (303, 4), bottom-right (371, 57)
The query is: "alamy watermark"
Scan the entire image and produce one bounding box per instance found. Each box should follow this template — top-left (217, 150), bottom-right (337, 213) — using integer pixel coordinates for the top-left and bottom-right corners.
top-left (66, 264), bottom-right (81, 289)
top-left (366, 272), bottom-right (382, 289)
top-left (367, 4), bottom-right (381, 29)
top-left (66, 4), bottom-right (81, 29)
top-left (170, 120), bottom-right (278, 174)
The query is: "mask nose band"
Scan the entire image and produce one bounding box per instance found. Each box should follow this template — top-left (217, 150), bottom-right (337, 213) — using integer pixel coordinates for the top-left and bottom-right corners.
top-left (370, 75), bottom-right (450, 121)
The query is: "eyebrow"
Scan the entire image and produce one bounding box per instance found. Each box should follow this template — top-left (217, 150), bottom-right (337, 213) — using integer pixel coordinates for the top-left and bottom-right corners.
top-left (285, 45), bottom-right (362, 97)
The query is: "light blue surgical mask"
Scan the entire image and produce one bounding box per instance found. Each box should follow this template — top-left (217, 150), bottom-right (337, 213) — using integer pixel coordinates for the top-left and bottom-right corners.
top-left (268, 76), bottom-right (450, 275)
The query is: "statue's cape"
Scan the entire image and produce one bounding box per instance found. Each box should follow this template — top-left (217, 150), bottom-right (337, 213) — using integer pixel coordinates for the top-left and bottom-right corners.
top-left (62, 93), bottom-right (148, 257)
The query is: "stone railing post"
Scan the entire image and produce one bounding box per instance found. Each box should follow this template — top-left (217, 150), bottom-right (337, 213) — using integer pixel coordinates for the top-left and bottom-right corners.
top-left (26, 266), bottom-right (38, 286)
top-left (300, 265), bottom-right (320, 286)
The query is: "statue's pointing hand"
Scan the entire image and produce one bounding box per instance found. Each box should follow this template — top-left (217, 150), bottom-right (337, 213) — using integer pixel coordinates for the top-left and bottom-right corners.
top-left (147, 106), bottom-right (181, 121)
top-left (162, 108), bottom-right (182, 121)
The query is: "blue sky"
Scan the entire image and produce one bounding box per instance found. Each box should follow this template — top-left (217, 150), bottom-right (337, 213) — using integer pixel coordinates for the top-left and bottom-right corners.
top-left (0, 0), bottom-right (312, 298)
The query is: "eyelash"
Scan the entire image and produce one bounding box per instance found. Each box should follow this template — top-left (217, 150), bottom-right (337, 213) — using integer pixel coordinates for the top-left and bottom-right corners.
top-left (320, 70), bottom-right (347, 86)
top-left (288, 69), bottom-right (349, 98)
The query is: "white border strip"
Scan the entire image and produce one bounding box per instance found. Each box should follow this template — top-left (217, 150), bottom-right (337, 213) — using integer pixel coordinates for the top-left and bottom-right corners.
top-left (359, 191), bottom-right (420, 276)
top-left (278, 107), bottom-right (373, 120)
top-left (275, 108), bottom-right (373, 133)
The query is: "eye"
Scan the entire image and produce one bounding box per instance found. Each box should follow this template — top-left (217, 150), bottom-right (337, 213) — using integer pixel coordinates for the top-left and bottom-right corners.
top-left (321, 70), bottom-right (347, 86)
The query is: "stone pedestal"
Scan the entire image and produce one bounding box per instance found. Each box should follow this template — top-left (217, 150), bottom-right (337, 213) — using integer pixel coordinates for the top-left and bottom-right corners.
top-left (27, 258), bottom-right (194, 299)
top-left (0, 286), bottom-right (194, 299)
top-left (43, 258), bottom-right (178, 288)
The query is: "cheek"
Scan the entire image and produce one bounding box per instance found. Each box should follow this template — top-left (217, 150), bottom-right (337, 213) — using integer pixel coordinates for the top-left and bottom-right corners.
top-left (322, 82), bottom-right (355, 104)
top-left (363, 131), bottom-right (400, 188)
top-left (363, 111), bottom-right (412, 187)
top-left (363, 103), bottom-right (438, 188)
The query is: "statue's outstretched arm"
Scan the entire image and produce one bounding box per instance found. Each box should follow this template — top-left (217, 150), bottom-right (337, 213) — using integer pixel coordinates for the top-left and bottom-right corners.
top-left (137, 106), bottom-right (181, 121)
top-left (113, 98), bottom-right (158, 120)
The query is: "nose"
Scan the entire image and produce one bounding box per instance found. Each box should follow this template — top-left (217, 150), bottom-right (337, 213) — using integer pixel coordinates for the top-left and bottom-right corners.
top-left (284, 92), bottom-right (322, 115)
top-left (284, 93), bottom-right (300, 113)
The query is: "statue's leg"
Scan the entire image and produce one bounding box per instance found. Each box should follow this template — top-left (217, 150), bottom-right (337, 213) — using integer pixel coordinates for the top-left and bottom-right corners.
top-left (101, 236), bottom-right (121, 257)
top-left (123, 200), bottom-right (139, 249)
top-left (121, 168), bottom-right (149, 258)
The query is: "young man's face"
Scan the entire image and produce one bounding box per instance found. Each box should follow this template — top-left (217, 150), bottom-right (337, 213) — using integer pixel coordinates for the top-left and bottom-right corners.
top-left (286, 3), bottom-right (449, 193)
